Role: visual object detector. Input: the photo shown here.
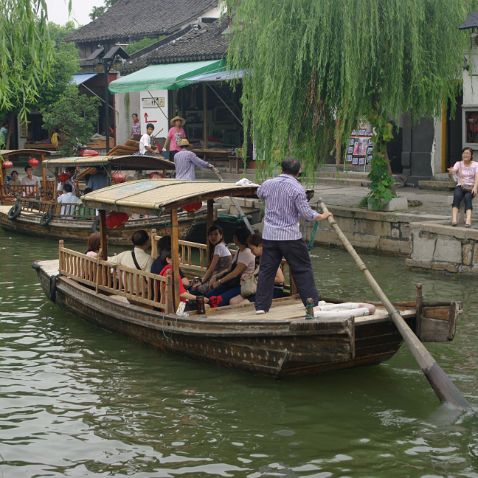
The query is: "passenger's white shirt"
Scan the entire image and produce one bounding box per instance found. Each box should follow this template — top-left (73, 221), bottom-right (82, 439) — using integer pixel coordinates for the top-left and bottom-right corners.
top-left (108, 247), bottom-right (153, 272)
top-left (57, 192), bottom-right (80, 215)
top-left (139, 133), bottom-right (151, 155)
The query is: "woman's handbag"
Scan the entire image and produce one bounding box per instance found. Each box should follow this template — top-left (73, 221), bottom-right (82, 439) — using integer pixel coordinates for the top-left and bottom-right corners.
top-left (240, 266), bottom-right (259, 297)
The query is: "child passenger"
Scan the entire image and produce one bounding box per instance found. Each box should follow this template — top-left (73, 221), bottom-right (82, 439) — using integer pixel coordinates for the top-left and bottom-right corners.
top-left (191, 225), bottom-right (232, 295)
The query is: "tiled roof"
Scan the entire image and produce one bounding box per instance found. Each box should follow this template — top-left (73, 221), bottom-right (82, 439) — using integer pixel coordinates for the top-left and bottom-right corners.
top-left (459, 11), bottom-right (478, 29)
top-left (123, 18), bottom-right (228, 73)
top-left (67, 0), bottom-right (218, 43)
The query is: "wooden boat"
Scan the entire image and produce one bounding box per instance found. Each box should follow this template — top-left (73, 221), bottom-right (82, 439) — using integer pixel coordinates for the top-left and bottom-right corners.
top-left (0, 155), bottom-right (204, 245)
top-left (33, 179), bottom-right (462, 377)
top-left (0, 149), bottom-right (57, 204)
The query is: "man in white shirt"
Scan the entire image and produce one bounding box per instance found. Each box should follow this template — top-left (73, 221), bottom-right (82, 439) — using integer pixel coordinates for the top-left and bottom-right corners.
top-left (21, 165), bottom-right (40, 197)
top-left (139, 123), bottom-right (157, 155)
top-left (108, 229), bottom-right (153, 272)
top-left (57, 183), bottom-right (80, 216)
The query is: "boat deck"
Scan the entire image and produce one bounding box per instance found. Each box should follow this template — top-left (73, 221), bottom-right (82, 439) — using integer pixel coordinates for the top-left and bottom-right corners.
top-left (35, 259), bottom-right (415, 324)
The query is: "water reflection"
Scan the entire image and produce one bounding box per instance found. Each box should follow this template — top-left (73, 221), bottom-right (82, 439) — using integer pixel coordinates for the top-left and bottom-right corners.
top-left (0, 231), bottom-right (477, 477)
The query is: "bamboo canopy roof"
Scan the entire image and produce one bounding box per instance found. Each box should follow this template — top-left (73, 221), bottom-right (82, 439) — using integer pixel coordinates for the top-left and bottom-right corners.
top-left (82, 179), bottom-right (258, 215)
top-left (0, 149), bottom-right (56, 158)
top-left (43, 155), bottom-right (175, 170)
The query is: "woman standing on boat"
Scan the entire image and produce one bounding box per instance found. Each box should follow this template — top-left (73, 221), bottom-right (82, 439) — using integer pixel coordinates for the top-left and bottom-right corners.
top-left (254, 158), bottom-right (332, 314)
top-left (448, 147), bottom-right (478, 227)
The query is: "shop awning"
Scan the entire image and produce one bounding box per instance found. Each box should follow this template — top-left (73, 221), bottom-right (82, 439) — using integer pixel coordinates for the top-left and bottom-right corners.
top-left (186, 69), bottom-right (244, 83)
top-left (71, 73), bottom-right (97, 85)
top-left (108, 60), bottom-right (225, 93)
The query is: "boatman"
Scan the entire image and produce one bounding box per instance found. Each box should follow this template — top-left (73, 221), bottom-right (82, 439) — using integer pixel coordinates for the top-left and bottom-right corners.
top-left (254, 158), bottom-right (332, 314)
top-left (174, 138), bottom-right (217, 180)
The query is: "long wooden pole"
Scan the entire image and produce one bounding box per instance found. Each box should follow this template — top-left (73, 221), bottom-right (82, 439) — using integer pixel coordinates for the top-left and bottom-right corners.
top-left (318, 198), bottom-right (470, 409)
top-left (211, 168), bottom-right (254, 233)
top-left (99, 210), bottom-right (108, 260)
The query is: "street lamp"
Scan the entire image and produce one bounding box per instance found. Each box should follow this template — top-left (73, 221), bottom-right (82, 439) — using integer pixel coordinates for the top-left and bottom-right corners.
top-left (99, 46), bottom-right (129, 153)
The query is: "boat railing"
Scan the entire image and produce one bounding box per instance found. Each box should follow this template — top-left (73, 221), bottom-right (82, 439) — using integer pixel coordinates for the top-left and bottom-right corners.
top-left (151, 233), bottom-right (209, 274)
top-left (1, 184), bottom-right (40, 200)
top-left (58, 241), bottom-right (172, 312)
top-left (18, 197), bottom-right (55, 214)
top-left (53, 202), bottom-right (97, 220)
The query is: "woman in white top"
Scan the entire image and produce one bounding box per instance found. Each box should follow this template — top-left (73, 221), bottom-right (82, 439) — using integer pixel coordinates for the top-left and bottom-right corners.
top-left (85, 232), bottom-right (101, 258)
top-left (448, 147), bottom-right (478, 227)
top-left (191, 225), bottom-right (232, 295)
top-left (206, 228), bottom-right (255, 307)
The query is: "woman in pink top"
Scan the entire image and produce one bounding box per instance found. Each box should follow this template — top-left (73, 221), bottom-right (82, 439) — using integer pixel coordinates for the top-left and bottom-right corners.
top-left (448, 147), bottom-right (478, 227)
top-left (164, 116), bottom-right (186, 161)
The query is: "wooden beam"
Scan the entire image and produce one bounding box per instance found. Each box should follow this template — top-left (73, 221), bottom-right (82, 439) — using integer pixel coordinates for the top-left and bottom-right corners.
top-left (150, 229), bottom-right (158, 259)
top-left (441, 101), bottom-right (447, 173)
top-left (207, 199), bottom-right (214, 263)
top-left (99, 210), bottom-right (108, 260)
top-left (171, 208), bottom-right (181, 310)
top-left (203, 83), bottom-right (208, 150)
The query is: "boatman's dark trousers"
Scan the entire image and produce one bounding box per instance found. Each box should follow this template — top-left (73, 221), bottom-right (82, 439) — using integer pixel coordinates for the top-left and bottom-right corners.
top-left (255, 239), bottom-right (320, 312)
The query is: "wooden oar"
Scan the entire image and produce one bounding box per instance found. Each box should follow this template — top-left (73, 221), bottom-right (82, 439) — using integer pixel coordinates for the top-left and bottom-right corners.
top-left (212, 167), bottom-right (254, 233)
top-left (318, 198), bottom-right (470, 409)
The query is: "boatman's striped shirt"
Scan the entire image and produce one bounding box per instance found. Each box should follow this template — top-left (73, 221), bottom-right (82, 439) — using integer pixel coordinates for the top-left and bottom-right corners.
top-left (257, 174), bottom-right (319, 241)
top-left (174, 150), bottom-right (211, 180)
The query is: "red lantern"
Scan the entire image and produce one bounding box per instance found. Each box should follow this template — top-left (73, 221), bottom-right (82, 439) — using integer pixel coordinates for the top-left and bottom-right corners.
top-left (105, 212), bottom-right (129, 229)
top-left (149, 171), bottom-right (164, 179)
top-left (2, 160), bottom-right (13, 169)
top-left (112, 171), bottom-right (126, 184)
top-left (58, 172), bottom-right (71, 183)
top-left (28, 157), bottom-right (39, 167)
top-left (182, 202), bottom-right (202, 213)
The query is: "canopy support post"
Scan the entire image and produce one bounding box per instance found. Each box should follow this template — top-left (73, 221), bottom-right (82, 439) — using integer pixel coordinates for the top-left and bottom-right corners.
top-left (206, 199), bottom-right (214, 263)
top-left (99, 210), bottom-right (108, 260)
top-left (171, 208), bottom-right (181, 310)
top-left (203, 84), bottom-right (208, 149)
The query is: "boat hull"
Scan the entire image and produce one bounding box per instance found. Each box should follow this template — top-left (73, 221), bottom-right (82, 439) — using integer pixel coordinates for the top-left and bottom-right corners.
top-left (31, 259), bottom-right (448, 377)
top-left (0, 207), bottom-right (196, 245)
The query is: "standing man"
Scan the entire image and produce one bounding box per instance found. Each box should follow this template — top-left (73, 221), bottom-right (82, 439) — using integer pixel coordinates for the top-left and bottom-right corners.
top-left (254, 158), bottom-right (332, 314)
top-left (174, 138), bottom-right (216, 180)
top-left (131, 113), bottom-right (141, 141)
top-left (139, 123), bottom-right (157, 155)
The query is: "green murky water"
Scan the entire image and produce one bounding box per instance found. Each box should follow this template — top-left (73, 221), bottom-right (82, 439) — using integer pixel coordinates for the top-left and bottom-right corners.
top-left (0, 229), bottom-right (477, 477)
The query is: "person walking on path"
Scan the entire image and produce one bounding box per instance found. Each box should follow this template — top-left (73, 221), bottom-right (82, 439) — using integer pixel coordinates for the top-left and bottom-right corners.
top-left (254, 158), bottom-right (332, 314)
top-left (164, 116), bottom-right (186, 161)
top-left (174, 138), bottom-right (216, 180)
top-left (448, 147), bottom-right (478, 227)
top-left (131, 113), bottom-right (141, 141)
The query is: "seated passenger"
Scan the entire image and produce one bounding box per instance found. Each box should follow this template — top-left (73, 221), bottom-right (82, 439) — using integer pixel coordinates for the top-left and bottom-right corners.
top-left (230, 233), bottom-right (285, 306)
top-left (57, 182), bottom-right (80, 216)
top-left (85, 232), bottom-right (101, 258)
top-left (206, 228), bottom-right (255, 307)
top-left (158, 251), bottom-right (209, 309)
top-left (191, 225), bottom-right (232, 295)
top-left (108, 229), bottom-right (153, 272)
top-left (151, 235), bottom-right (189, 286)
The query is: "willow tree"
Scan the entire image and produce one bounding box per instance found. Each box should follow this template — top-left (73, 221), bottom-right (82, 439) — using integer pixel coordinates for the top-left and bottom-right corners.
top-left (0, 0), bottom-right (58, 122)
top-left (226, 0), bottom-right (470, 206)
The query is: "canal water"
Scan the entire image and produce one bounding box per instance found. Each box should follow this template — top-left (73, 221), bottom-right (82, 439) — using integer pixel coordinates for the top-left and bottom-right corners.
top-left (0, 228), bottom-right (476, 477)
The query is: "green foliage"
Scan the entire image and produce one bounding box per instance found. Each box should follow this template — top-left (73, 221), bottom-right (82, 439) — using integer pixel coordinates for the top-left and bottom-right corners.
top-left (226, 0), bottom-right (470, 186)
top-left (42, 85), bottom-right (99, 155)
top-left (89, 0), bottom-right (119, 21)
top-left (0, 0), bottom-right (55, 122)
top-left (35, 22), bottom-right (79, 112)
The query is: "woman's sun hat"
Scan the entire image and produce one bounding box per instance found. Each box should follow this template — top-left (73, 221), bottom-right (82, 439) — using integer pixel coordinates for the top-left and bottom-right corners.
top-left (170, 116), bottom-right (185, 126)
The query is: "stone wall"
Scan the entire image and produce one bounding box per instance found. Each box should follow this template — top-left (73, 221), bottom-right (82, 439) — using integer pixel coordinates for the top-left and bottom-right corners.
top-left (406, 222), bottom-right (478, 273)
top-left (305, 206), bottom-right (447, 256)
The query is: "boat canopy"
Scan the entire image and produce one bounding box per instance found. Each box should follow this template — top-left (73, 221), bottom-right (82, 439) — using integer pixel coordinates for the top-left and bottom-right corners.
top-left (82, 179), bottom-right (258, 215)
top-left (0, 149), bottom-right (56, 158)
top-left (43, 155), bottom-right (175, 171)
